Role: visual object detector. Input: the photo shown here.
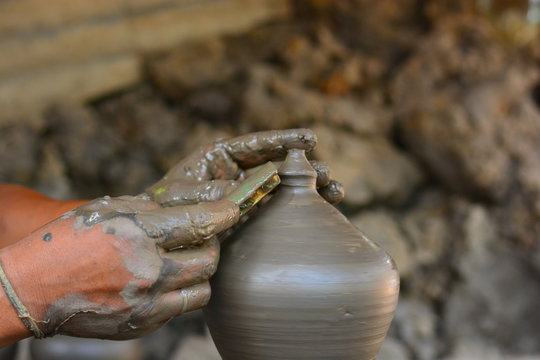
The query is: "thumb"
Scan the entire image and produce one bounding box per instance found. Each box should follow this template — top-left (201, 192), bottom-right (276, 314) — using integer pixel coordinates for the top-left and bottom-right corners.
top-left (134, 200), bottom-right (240, 250)
top-left (149, 180), bottom-right (239, 206)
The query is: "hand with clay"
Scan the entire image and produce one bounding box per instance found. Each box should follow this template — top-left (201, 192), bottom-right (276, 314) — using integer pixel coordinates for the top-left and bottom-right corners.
top-left (147, 128), bottom-right (344, 206)
top-left (0, 128), bottom-right (343, 347)
top-left (0, 194), bottom-right (238, 344)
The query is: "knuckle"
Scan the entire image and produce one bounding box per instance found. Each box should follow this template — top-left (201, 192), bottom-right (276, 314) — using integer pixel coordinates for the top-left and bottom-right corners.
top-left (200, 260), bottom-right (218, 280)
top-left (322, 180), bottom-right (345, 204)
top-left (218, 199), bottom-right (240, 219)
top-left (314, 161), bottom-right (329, 174)
top-left (296, 128), bottom-right (317, 147)
top-left (192, 211), bottom-right (217, 237)
top-left (201, 246), bottom-right (220, 279)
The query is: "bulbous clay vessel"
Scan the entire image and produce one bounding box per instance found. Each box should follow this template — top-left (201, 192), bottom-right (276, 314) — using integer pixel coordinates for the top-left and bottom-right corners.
top-left (29, 337), bottom-right (142, 360)
top-left (204, 149), bottom-right (399, 360)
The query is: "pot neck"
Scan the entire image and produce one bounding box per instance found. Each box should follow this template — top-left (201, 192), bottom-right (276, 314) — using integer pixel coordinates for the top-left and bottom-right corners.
top-left (278, 149), bottom-right (317, 188)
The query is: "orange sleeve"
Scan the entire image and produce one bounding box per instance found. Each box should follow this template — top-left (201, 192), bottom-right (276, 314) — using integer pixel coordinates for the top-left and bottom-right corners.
top-left (0, 184), bottom-right (87, 248)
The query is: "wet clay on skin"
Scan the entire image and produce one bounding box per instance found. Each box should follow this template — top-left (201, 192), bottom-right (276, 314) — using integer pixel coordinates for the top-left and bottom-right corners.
top-left (170, 129), bottom-right (318, 182)
top-left (74, 196), bottom-right (239, 250)
top-left (147, 129), bottom-right (316, 201)
top-left (147, 129), bottom-right (343, 207)
top-left (0, 195), bottom-right (237, 339)
top-left (0, 129), bottom-right (344, 342)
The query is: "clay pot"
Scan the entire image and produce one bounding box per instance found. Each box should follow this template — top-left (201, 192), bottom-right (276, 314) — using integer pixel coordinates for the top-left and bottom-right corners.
top-left (0, 343), bottom-right (17, 360)
top-left (29, 336), bottom-right (143, 360)
top-left (204, 149), bottom-right (400, 359)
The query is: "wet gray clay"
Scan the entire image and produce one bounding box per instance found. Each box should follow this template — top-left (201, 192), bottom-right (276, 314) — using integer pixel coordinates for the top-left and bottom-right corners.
top-left (204, 149), bottom-right (400, 359)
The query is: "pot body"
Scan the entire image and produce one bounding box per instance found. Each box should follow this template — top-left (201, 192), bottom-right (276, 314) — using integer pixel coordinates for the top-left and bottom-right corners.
top-left (204, 152), bottom-right (399, 360)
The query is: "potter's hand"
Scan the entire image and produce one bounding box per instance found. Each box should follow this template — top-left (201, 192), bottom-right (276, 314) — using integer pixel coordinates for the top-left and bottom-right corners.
top-left (0, 195), bottom-right (238, 340)
top-left (147, 129), bottom-right (345, 205)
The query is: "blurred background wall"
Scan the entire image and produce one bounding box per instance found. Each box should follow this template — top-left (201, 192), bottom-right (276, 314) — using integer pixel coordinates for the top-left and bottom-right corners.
top-left (1, 0), bottom-right (540, 359)
top-left (0, 0), bottom-right (289, 125)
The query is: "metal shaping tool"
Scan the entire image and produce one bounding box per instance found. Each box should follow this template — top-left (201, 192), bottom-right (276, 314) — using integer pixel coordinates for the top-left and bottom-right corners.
top-left (225, 162), bottom-right (280, 217)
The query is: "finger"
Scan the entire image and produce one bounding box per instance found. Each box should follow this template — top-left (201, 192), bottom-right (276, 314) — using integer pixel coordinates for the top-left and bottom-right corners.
top-left (151, 144), bottom-right (242, 183)
top-left (310, 161), bottom-right (331, 188)
top-left (118, 282), bottom-right (212, 335)
top-left (117, 296), bottom-right (171, 335)
top-left (318, 180), bottom-right (345, 205)
top-left (158, 237), bottom-right (220, 291)
top-left (135, 200), bottom-right (240, 250)
top-left (244, 160), bottom-right (330, 188)
top-left (149, 180), bottom-right (239, 206)
top-left (147, 129), bottom-right (317, 185)
top-left (76, 195), bottom-right (159, 214)
top-left (218, 128), bottom-right (317, 168)
top-left (161, 282), bottom-right (212, 317)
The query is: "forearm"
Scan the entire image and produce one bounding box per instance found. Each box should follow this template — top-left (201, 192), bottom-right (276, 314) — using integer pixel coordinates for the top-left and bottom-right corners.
top-left (0, 184), bottom-right (87, 346)
top-left (0, 184), bottom-right (86, 248)
top-left (0, 212), bottom-right (117, 347)
top-left (0, 275), bottom-right (30, 347)
top-left (0, 221), bottom-right (63, 347)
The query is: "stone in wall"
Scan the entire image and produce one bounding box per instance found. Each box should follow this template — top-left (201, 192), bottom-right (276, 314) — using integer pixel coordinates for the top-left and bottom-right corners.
top-left (33, 142), bottom-right (75, 201)
top-left (393, 17), bottom-right (540, 203)
top-left (393, 299), bottom-right (439, 360)
top-left (399, 190), bottom-right (452, 269)
top-left (147, 40), bottom-right (233, 101)
top-left (312, 125), bottom-right (423, 207)
top-left (239, 65), bottom-right (392, 135)
top-left (239, 65), bottom-right (324, 131)
top-left (0, 124), bottom-right (41, 184)
top-left (444, 205), bottom-right (540, 354)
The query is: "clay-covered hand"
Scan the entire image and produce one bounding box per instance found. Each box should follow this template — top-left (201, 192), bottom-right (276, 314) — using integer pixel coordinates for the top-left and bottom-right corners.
top-left (147, 129), bottom-right (345, 206)
top-left (0, 195), bottom-right (239, 339)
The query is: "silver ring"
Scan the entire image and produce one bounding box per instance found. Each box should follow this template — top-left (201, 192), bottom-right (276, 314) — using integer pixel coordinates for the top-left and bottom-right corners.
top-left (180, 289), bottom-right (190, 314)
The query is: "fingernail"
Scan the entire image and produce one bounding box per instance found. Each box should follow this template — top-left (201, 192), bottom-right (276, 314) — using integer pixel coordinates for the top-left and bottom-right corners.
top-left (311, 161), bottom-right (330, 187)
top-left (319, 180), bottom-right (345, 205)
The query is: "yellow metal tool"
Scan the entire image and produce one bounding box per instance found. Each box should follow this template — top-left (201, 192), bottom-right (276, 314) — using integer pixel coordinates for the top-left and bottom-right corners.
top-left (225, 162), bottom-right (280, 217)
